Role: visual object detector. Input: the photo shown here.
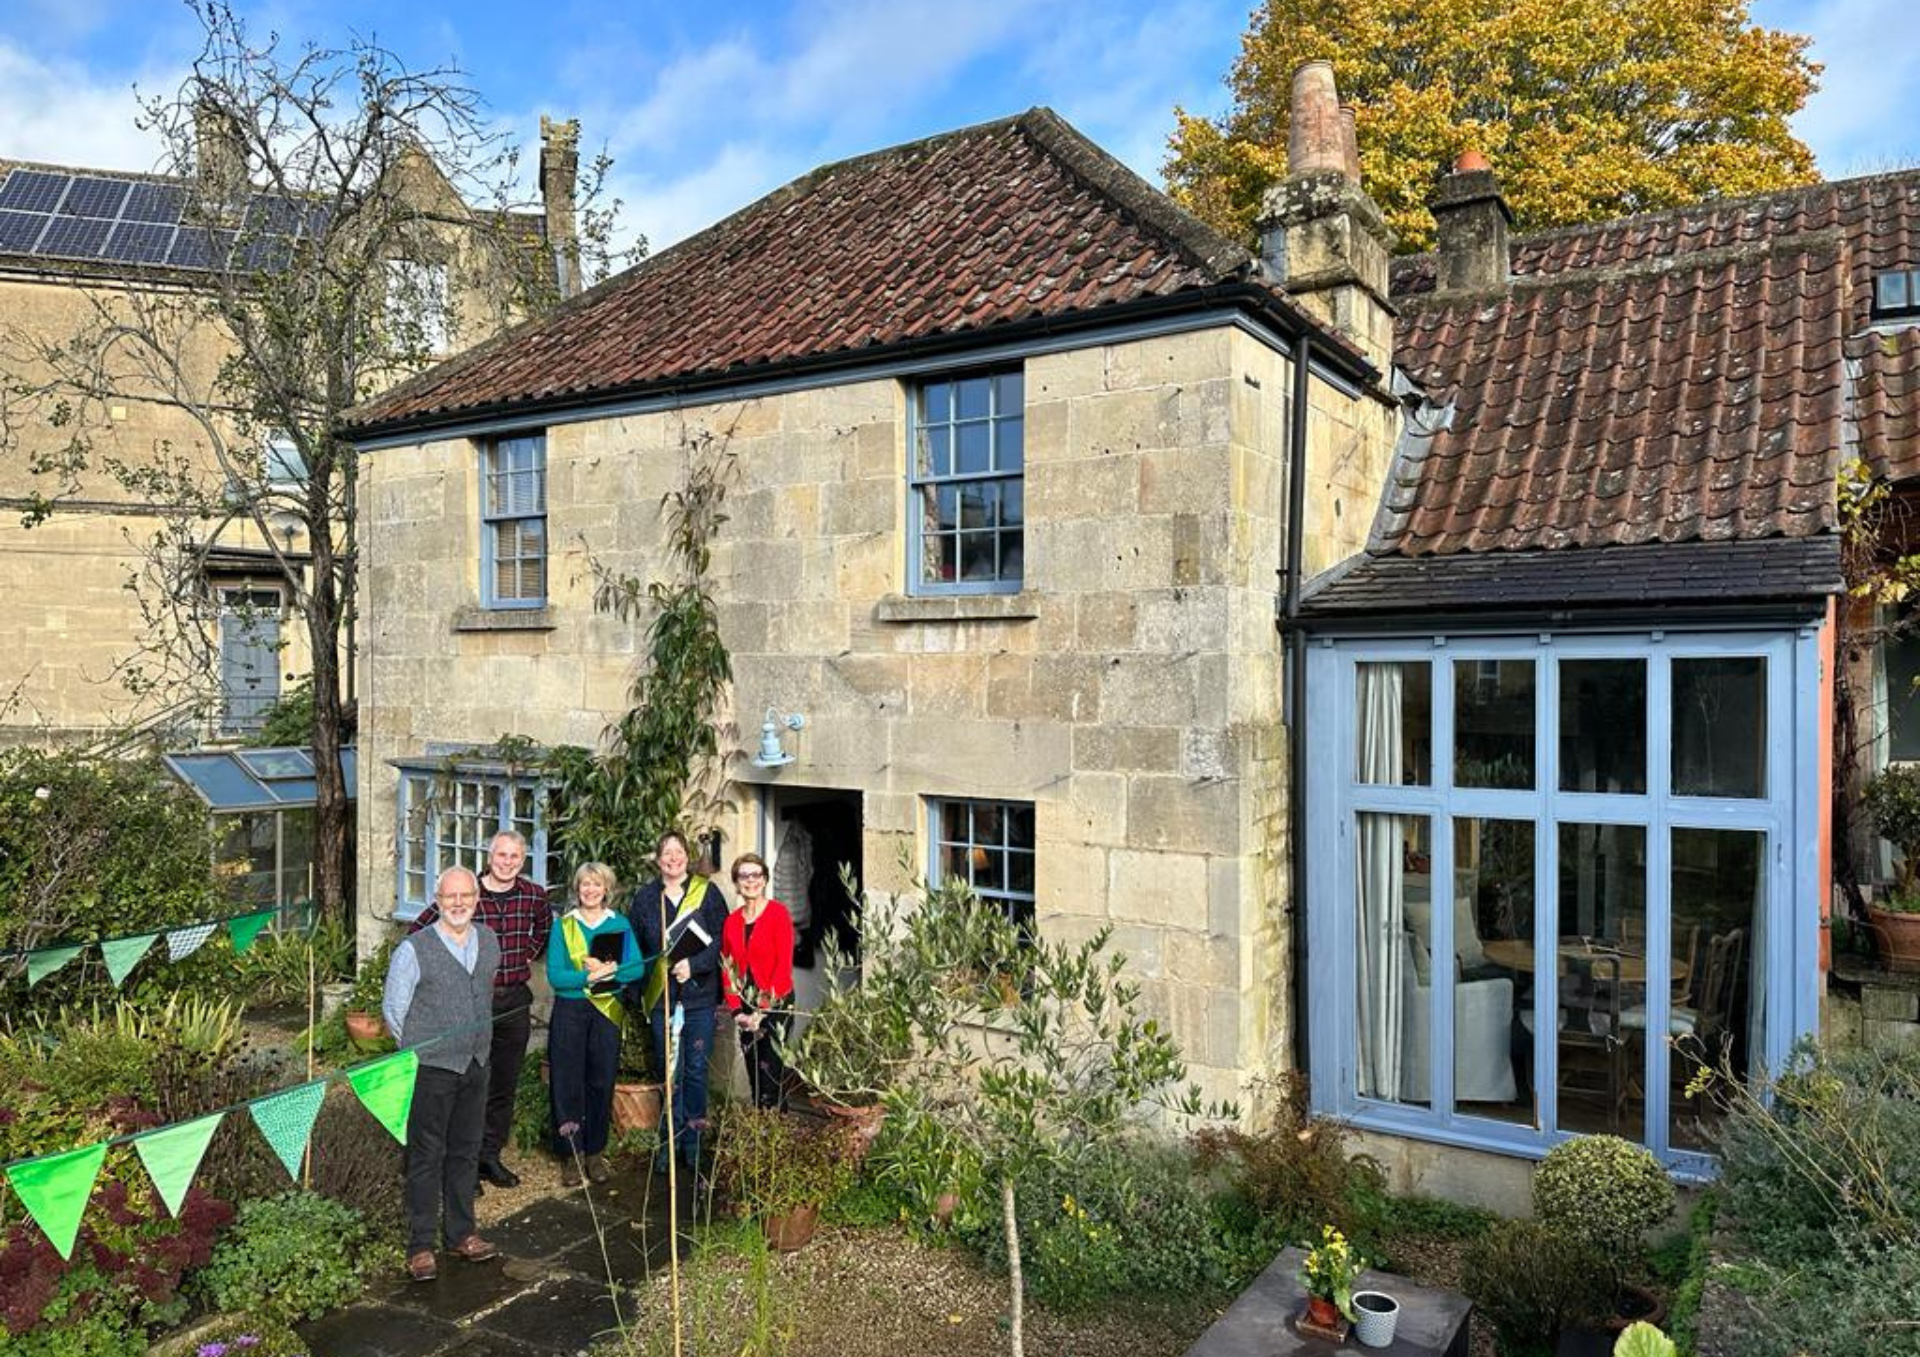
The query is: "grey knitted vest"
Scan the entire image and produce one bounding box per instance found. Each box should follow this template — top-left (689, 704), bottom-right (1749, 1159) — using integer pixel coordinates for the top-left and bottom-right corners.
top-left (401, 923), bottom-right (500, 1073)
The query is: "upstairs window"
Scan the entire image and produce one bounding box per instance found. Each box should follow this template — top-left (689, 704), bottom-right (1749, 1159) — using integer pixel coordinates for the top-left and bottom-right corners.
top-left (1873, 268), bottom-right (1920, 322)
top-left (910, 369), bottom-right (1024, 593)
top-left (482, 434), bottom-right (547, 608)
top-left (384, 258), bottom-right (451, 355)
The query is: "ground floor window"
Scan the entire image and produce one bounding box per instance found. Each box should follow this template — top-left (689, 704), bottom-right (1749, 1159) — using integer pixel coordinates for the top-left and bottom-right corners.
top-left (1308, 629), bottom-right (1822, 1172)
top-left (395, 765), bottom-right (547, 918)
top-left (929, 797), bottom-right (1036, 938)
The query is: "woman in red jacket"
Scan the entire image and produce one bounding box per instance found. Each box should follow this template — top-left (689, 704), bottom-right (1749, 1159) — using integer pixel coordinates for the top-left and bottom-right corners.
top-left (721, 852), bottom-right (796, 1109)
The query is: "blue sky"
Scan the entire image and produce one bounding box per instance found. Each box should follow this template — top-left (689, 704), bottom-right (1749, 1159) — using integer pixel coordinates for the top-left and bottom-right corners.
top-left (2, 0), bottom-right (1915, 253)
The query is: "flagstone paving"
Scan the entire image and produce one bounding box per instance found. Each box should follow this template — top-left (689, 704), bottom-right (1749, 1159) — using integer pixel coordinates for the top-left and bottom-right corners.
top-left (298, 1162), bottom-right (698, 1357)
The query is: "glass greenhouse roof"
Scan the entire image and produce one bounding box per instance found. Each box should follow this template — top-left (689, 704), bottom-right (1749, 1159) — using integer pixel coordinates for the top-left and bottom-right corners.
top-left (163, 746), bottom-right (356, 813)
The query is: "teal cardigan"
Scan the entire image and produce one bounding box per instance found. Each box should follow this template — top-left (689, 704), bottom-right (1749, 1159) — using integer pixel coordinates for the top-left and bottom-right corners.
top-left (545, 910), bottom-right (647, 1001)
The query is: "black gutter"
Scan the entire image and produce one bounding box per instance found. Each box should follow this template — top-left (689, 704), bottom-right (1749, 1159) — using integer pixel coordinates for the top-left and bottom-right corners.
top-left (344, 280), bottom-right (1384, 446)
top-left (1281, 333), bottom-right (1314, 1079)
top-left (1293, 598), bottom-right (1833, 637)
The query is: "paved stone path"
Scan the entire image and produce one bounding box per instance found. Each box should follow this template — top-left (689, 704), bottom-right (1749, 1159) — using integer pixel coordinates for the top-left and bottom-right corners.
top-left (297, 1164), bottom-right (699, 1357)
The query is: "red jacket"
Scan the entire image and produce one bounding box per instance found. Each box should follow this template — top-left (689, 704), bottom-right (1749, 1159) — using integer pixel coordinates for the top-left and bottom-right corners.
top-left (722, 899), bottom-right (795, 1010)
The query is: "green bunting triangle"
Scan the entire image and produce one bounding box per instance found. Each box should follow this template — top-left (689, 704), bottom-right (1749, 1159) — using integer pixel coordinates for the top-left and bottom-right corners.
top-left (133, 1113), bottom-right (223, 1217)
top-left (6, 1142), bottom-right (106, 1260)
top-left (26, 944), bottom-right (85, 988)
top-left (249, 1080), bottom-right (326, 1180)
top-left (347, 1050), bottom-right (419, 1145)
top-left (227, 911), bottom-right (275, 954)
top-left (100, 933), bottom-right (160, 988)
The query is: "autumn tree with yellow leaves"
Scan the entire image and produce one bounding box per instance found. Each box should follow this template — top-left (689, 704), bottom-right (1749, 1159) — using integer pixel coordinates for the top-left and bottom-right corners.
top-left (1165, 0), bottom-right (1821, 252)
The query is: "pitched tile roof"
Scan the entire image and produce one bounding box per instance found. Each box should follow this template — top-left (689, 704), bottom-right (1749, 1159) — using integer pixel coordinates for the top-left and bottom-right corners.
top-left (1365, 169), bottom-right (1920, 576)
top-left (345, 109), bottom-right (1356, 436)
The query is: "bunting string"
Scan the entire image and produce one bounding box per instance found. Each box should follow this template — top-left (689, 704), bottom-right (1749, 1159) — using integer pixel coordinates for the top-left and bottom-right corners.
top-left (2, 902), bottom-right (316, 990)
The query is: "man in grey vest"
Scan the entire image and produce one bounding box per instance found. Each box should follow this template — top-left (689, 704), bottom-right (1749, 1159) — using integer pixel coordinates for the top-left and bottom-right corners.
top-left (383, 866), bottom-right (504, 1282)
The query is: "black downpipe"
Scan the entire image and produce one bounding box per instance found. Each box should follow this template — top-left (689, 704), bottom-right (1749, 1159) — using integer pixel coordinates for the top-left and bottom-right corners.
top-left (1282, 335), bottom-right (1314, 1079)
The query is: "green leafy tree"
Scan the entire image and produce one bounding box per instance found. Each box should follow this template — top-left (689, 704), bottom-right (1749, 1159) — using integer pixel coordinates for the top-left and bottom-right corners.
top-left (1165, 0), bottom-right (1820, 251)
top-left (789, 868), bottom-right (1230, 1357)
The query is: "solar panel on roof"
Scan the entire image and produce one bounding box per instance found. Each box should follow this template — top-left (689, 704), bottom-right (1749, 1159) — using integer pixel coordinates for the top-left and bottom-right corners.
top-left (0, 210), bottom-right (47, 252)
top-left (0, 170), bottom-right (69, 214)
top-left (168, 225), bottom-right (233, 269)
top-left (36, 216), bottom-right (111, 259)
top-left (121, 181), bottom-right (185, 224)
top-left (105, 221), bottom-right (178, 264)
top-left (245, 193), bottom-right (305, 234)
top-left (59, 176), bottom-right (130, 219)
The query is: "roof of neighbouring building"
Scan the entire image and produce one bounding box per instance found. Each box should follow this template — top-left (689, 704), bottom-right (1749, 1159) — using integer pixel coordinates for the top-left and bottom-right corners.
top-left (342, 108), bottom-right (1368, 438)
top-left (1304, 170), bottom-right (1920, 617)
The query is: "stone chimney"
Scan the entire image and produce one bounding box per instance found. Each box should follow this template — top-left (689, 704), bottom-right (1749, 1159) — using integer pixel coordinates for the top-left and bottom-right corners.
top-left (1256, 62), bottom-right (1394, 371)
top-left (1430, 150), bottom-right (1513, 293)
top-left (540, 116), bottom-right (582, 299)
top-left (193, 99), bottom-right (248, 204)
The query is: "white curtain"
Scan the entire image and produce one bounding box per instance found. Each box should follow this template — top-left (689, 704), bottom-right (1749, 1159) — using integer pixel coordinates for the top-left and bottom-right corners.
top-left (1355, 664), bottom-right (1406, 1100)
top-left (1747, 839), bottom-right (1767, 1072)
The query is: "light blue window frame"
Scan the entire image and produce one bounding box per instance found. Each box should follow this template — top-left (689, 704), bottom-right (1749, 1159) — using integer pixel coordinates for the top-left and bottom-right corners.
top-left (907, 368), bottom-right (1025, 596)
top-left (481, 433), bottom-right (547, 609)
top-left (393, 766), bottom-right (550, 920)
top-left (927, 797), bottom-right (1038, 933)
top-left (1305, 626), bottom-right (1823, 1176)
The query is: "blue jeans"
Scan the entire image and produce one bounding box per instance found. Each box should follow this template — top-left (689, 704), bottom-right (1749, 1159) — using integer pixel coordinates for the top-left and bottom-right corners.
top-left (649, 1002), bottom-right (714, 1167)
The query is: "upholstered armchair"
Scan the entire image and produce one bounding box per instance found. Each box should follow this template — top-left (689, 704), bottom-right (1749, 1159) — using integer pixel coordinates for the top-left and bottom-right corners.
top-left (1399, 933), bottom-right (1518, 1105)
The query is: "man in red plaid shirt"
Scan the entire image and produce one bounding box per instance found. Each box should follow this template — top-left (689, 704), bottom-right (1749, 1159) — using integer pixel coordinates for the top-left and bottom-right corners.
top-left (411, 830), bottom-right (550, 1187)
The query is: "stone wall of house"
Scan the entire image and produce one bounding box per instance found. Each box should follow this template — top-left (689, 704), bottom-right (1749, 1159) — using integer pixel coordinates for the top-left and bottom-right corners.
top-left (357, 325), bottom-right (1391, 1102)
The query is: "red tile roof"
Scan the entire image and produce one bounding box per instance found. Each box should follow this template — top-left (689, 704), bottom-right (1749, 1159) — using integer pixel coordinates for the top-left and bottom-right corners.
top-left (1376, 170), bottom-right (1920, 558)
top-left (346, 110), bottom-right (1352, 435)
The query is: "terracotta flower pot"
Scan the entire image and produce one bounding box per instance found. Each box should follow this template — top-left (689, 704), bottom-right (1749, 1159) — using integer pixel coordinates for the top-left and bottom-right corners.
top-left (610, 1079), bottom-right (663, 1132)
top-left (345, 1011), bottom-right (386, 1043)
top-left (818, 1101), bottom-right (886, 1161)
top-left (1869, 905), bottom-right (1920, 973)
top-left (764, 1203), bottom-right (820, 1252)
top-left (932, 1191), bottom-right (962, 1227)
top-left (1306, 1295), bottom-right (1342, 1329)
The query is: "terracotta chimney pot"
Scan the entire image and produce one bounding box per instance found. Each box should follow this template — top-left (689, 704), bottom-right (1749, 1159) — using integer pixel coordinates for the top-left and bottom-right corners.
top-left (1454, 148), bottom-right (1491, 173)
top-left (1287, 61), bottom-right (1346, 179)
top-left (1338, 106), bottom-right (1361, 182)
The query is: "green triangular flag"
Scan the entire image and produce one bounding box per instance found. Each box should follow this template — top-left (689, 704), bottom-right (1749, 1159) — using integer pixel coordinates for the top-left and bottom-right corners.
top-left (6, 1142), bottom-right (106, 1260)
top-left (101, 933), bottom-right (160, 988)
top-left (227, 911), bottom-right (275, 954)
top-left (133, 1113), bottom-right (223, 1217)
top-left (249, 1080), bottom-right (326, 1180)
top-left (26, 944), bottom-right (85, 988)
top-left (347, 1050), bottom-right (419, 1145)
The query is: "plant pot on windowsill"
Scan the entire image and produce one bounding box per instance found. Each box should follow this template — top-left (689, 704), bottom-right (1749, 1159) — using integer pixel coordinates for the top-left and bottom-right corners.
top-left (1868, 901), bottom-right (1920, 972)
top-left (344, 1010), bottom-right (386, 1043)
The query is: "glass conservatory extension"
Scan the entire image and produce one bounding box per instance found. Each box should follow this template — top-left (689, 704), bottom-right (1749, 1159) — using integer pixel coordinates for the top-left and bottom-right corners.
top-left (1303, 629), bottom-right (1824, 1175)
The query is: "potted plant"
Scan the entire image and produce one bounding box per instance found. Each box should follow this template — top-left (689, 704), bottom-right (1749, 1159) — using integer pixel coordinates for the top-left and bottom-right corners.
top-left (1862, 765), bottom-right (1920, 970)
top-left (713, 1105), bottom-right (855, 1251)
top-left (1532, 1136), bottom-right (1675, 1334)
top-left (1298, 1223), bottom-right (1365, 1340)
top-left (343, 939), bottom-right (394, 1044)
top-left (610, 1005), bottom-right (662, 1133)
top-left (785, 945), bottom-right (912, 1158)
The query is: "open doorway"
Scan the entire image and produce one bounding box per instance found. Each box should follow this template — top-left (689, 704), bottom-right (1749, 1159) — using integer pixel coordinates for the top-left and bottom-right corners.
top-left (761, 786), bottom-right (864, 1042)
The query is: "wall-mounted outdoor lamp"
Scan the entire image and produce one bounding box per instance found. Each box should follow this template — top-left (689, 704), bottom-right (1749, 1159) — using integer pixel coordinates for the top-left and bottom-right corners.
top-left (752, 708), bottom-right (806, 768)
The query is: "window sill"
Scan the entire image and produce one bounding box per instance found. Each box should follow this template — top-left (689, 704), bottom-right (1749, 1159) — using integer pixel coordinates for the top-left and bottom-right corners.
top-left (874, 592), bottom-right (1038, 624)
top-left (453, 605), bottom-right (555, 633)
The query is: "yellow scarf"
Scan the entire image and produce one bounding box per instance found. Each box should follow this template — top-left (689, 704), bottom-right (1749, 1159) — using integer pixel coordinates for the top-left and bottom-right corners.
top-left (561, 912), bottom-right (625, 1027)
top-left (641, 875), bottom-right (709, 1010)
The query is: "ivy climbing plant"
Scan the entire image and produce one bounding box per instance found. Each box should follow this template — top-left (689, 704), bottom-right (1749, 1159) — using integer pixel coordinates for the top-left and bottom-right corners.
top-left (543, 425), bottom-right (739, 889)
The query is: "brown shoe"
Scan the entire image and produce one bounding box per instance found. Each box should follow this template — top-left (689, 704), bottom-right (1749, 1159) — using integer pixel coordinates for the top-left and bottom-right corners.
top-left (586, 1154), bottom-right (611, 1184)
top-left (560, 1157), bottom-right (582, 1187)
top-left (452, 1235), bottom-right (499, 1263)
top-left (407, 1250), bottom-right (438, 1282)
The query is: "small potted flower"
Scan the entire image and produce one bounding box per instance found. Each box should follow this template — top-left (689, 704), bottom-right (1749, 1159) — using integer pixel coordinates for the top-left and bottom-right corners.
top-left (1299, 1223), bottom-right (1366, 1340)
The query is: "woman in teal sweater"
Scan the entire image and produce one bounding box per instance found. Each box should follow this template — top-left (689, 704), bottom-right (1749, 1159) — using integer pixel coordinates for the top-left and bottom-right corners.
top-left (546, 862), bottom-right (647, 1184)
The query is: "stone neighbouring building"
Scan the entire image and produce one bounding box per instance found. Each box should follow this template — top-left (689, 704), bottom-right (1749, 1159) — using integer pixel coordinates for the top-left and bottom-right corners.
top-left (0, 112), bottom-right (582, 747)
top-left (346, 78), bottom-right (1398, 1109)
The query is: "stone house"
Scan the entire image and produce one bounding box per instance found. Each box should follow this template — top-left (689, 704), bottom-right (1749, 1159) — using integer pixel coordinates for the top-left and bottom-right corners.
top-left (345, 63), bottom-right (1902, 1199)
top-left (0, 111), bottom-right (583, 748)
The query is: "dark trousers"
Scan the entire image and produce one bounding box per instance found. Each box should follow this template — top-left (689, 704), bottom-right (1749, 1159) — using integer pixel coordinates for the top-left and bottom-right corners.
top-left (548, 997), bottom-right (621, 1156)
top-left (405, 1058), bottom-right (487, 1254)
top-left (738, 1010), bottom-right (790, 1110)
top-left (484, 982), bottom-right (532, 1161)
top-left (649, 1002), bottom-right (715, 1166)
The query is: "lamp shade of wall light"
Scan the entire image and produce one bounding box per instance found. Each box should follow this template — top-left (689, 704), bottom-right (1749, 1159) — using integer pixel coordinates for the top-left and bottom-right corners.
top-left (752, 708), bottom-right (806, 768)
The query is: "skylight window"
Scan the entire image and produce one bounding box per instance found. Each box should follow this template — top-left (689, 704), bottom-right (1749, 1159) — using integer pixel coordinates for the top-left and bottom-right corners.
top-left (1873, 268), bottom-right (1920, 320)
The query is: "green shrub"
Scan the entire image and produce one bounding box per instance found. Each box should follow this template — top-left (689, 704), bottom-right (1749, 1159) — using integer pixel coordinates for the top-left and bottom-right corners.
top-left (712, 1106), bottom-right (856, 1218)
top-left (192, 1191), bottom-right (372, 1321)
top-left (2, 1264), bottom-right (145, 1357)
top-left (1533, 1134), bottom-right (1675, 1260)
top-left (1463, 1219), bottom-right (1612, 1357)
top-left (1865, 763), bottom-right (1920, 895)
top-left (1660, 1196), bottom-right (1717, 1357)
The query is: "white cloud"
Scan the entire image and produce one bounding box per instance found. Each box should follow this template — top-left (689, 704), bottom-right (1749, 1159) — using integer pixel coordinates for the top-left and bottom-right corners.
top-left (0, 39), bottom-right (172, 172)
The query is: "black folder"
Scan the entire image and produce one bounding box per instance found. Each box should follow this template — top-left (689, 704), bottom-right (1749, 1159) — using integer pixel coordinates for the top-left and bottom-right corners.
top-left (588, 931), bottom-right (624, 994)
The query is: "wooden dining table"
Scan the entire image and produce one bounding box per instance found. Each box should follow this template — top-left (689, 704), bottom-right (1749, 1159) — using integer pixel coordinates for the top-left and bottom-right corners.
top-left (1481, 937), bottom-right (1691, 986)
